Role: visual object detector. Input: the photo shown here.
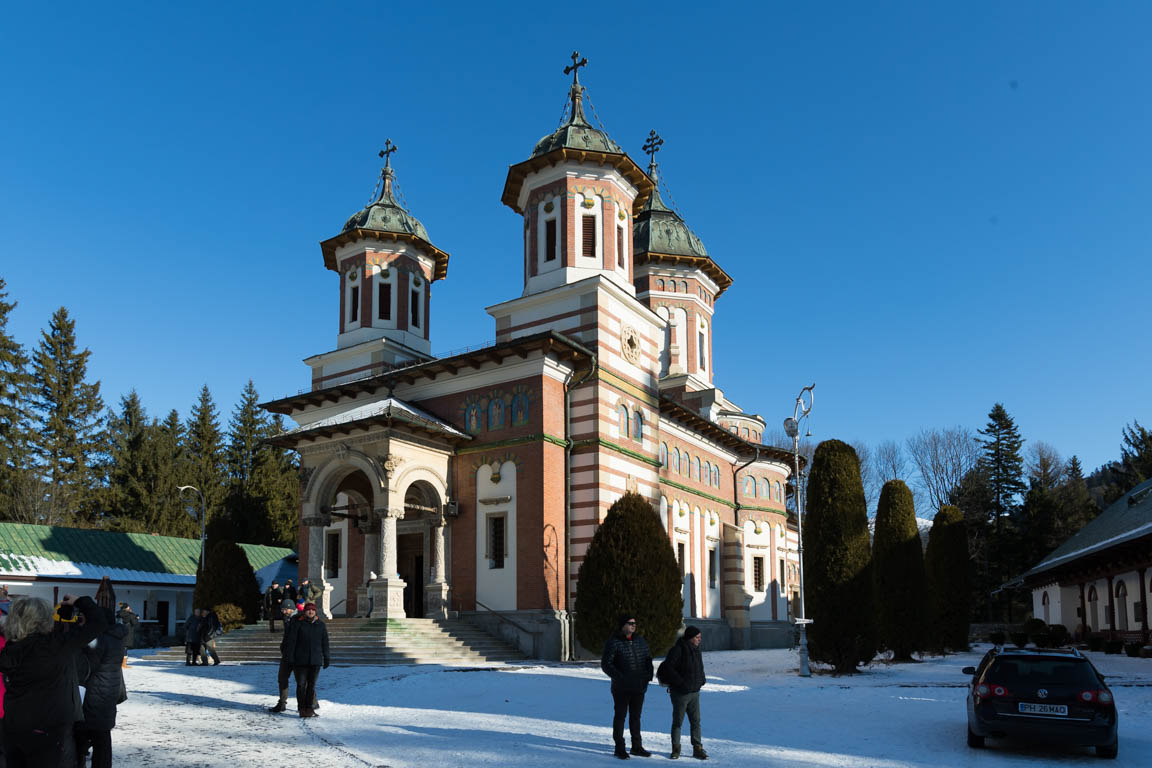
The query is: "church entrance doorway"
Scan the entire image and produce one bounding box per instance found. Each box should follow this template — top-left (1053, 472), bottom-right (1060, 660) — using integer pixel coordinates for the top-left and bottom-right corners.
top-left (398, 533), bottom-right (425, 617)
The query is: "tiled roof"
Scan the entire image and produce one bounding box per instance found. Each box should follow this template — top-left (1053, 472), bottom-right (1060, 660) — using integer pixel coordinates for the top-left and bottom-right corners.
top-left (0, 523), bottom-right (294, 584)
top-left (1025, 478), bottom-right (1152, 580)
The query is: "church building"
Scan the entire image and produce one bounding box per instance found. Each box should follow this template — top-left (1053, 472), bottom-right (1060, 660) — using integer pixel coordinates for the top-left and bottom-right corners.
top-left (262, 54), bottom-right (799, 659)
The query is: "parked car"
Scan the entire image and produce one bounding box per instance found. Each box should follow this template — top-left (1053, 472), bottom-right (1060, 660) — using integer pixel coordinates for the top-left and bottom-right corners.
top-left (963, 647), bottom-right (1118, 759)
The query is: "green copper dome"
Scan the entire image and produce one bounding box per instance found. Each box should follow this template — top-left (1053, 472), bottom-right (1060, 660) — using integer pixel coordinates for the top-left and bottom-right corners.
top-left (341, 157), bottom-right (431, 243)
top-left (531, 63), bottom-right (622, 158)
top-left (633, 166), bottom-right (709, 259)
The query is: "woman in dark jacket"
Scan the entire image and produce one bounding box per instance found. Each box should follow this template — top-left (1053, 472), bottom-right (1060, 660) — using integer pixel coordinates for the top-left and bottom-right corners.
top-left (0, 594), bottom-right (106, 768)
top-left (601, 613), bottom-right (654, 759)
top-left (74, 610), bottom-right (127, 768)
top-left (285, 602), bottom-right (329, 718)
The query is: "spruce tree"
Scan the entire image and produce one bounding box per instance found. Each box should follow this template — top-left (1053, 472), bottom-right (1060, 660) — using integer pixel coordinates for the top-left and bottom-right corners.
top-left (924, 505), bottom-right (971, 652)
top-left (1119, 421), bottom-right (1152, 487)
top-left (184, 385), bottom-right (226, 536)
top-left (106, 391), bottom-right (152, 530)
top-left (155, 409), bottom-right (197, 538)
top-left (222, 380), bottom-right (269, 543)
top-left (250, 413), bottom-right (300, 548)
top-left (1057, 456), bottom-right (1098, 539)
top-left (574, 492), bottom-right (682, 655)
top-left (977, 403), bottom-right (1026, 526)
top-left (804, 439), bottom-right (876, 673)
top-left (30, 307), bottom-right (105, 524)
top-left (0, 278), bottom-right (34, 521)
top-left (872, 479), bottom-right (927, 661)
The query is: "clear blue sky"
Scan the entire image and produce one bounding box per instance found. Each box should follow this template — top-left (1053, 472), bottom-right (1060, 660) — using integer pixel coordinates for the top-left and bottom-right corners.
top-left (1, 3), bottom-right (1148, 477)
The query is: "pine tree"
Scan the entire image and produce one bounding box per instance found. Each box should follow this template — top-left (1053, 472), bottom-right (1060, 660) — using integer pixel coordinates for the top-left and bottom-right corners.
top-left (804, 439), bottom-right (876, 673)
top-left (30, 307), bottom-right (105, 524)
top-left (155, 409), bottom-right (197, 538)
top-left (0, 278), bottom-right (34, 521)
top-left (184, 385), bottom-right (226, 536)
top-left (221, 380), bottom-right (269, 543)
top-left (924, 505), bottom-right (972, 652)
top-left (872, 479), bottom-right (927, 661)
top-left (1057, 456), bottom-right (1098, 539)
top-left (574, 492), bottom-right (683, 655)
top-left (1119, 421), bottom-right (1152, 487)
top-left (249, 413), bottom-right (300, 548)
top-left (977, 403), bottom-right (1026, 525)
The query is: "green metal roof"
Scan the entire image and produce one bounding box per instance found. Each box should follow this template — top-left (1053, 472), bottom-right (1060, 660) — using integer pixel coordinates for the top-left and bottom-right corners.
top-left (633, 166), bottom-right (710, 260)
top-left (1025, 478), bottom-right (1152, 580)
top-left (341, 164), bottom-right (432, 243)
top-left (0, 523), bottom-right (294, 582)
top-left (531, 80), bottom-right (622, 159)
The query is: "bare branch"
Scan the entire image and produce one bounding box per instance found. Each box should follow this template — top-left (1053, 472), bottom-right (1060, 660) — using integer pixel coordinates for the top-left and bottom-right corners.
top-left (905, 426), bottom-right (979, 512)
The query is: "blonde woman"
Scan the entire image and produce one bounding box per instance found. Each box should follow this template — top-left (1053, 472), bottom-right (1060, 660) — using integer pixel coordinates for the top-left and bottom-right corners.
top-left (0, 594), bottom-right (105, 768)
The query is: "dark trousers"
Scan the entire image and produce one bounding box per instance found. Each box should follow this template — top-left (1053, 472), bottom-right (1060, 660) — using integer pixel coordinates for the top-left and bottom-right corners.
top-left (269, 616), bottom-right (279, 632)
top-left (277, 660), bottom-right (318, 708)
top-left (611, 688), bottom-right (646, 749)
top-left (73, 726), bottom-right (111, 768)
top-left (5, 723), bottom-right (73, 768)
top-left (200, 639), bottom-right (219, 664)
top-left (185, 642), bottom-right (201, 664)
top-left (294, 665), bottom-right (321, 713)
top-left (669, 690), bottom-right (702, 750)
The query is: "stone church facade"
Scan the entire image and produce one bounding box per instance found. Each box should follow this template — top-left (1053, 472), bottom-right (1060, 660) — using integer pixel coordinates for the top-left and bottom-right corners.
top-left (263, 58), bottom-right (799, 659)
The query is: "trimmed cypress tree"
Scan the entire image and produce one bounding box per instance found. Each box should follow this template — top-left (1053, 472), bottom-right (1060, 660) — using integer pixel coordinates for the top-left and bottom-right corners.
top-left (873, 479), bottom-right (927, 661)
top-left (193, 539), bottom-right (261, 627)
top-left (574, 492), bottom-right (682, 655)
top-left (925, 505), bottom-right (971, 652)
top-left (805, 439), bottom-right (876, 673)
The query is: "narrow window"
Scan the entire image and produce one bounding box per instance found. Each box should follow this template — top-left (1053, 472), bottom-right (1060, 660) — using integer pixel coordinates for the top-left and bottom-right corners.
top-left (410, 289), bottom-right (420, 328)
top-left (686, 454), bottom-right (693, 479)
top-left (545, 219), bottom-right (557, 262)
top-left (488, 515), bottom-right (506, 569)
top-left (694, 457), bottom-right (701, 481)
top-left (760, 478), bottom-right (770, 498)
top-left (617, 227), bottom-right (625, 268)
top-left (708, 549), bottom-right (717, 589)
top-left (677, 542), bottom-right (686, 578)
top-left (349, 286), bottom-right (359, 323)
top-left (657, 278), bottom-right (665, 290)
top-left (618, 405), bottom-right (629, 437)
top-left (779, 558), bottom-right (786, 590)
top-left (377, 282), bottom-right (391, 321)
top-left (660, 442), bottom-right (668, 466)
top-left (753, 556), bottom-right (765, 592)
top-left (698, 331), bottom-right (706, 371)
top-left (633, 410), bottom-right (643, 441)
top-left (582, 215), bottom-right (596, 259)
top-left (325, 531), bottom-right (341, 579)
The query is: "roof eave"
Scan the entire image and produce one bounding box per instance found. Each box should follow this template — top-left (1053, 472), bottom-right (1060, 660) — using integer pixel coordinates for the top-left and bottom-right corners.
top-left (635, 251), bottom-right (734, 296)
top-left (319, 229), bottom-right (450, 282)
top-left (502, 148), bottom-right (654, 214)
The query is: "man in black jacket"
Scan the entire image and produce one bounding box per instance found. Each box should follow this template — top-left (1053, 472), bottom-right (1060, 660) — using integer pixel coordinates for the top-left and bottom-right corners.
top-left (601, 613), bottom-right (654, 759)
top-left (662, 626), bottom-right (708, 760)
top-left (184, 609), bottom-right (202, 665)
top-left (285, 602), bottom-right (329, 718)
top-left (74, 608), bottom-right (128, 768)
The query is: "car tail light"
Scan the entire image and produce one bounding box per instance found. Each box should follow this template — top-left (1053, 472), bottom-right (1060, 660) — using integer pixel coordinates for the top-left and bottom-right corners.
top-left (1079, 689), bottom-right (1115, 707)
top-left (976, 683), bottom-right (1011, 700)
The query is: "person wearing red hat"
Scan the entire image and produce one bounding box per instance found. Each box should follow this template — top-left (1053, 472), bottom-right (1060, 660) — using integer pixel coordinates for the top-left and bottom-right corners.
top-left (284, 603), bottom-right (329, 718)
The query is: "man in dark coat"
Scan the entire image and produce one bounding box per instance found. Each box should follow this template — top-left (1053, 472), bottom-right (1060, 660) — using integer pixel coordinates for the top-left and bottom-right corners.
top-left (199, 609), bottom-right (222, 665)
top-left (662, 626), bottom-right (708, 760)
top-left (284, 602), bottom-right (329, 718)
top-left (601, 613), bottom-right (654, 759)
top-left (266, 582), bottom-right (284, 631)
top-left (283, 579), bottom-right (298, 604)
top-left (267, 599), bottom-right (314, 714)
top-left (74, 608), bottom-right (128, 768)
top-left (184, 609), bottom-right (202, 665)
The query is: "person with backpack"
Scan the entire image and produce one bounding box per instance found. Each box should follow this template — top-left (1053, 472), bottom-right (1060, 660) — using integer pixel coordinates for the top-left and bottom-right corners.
top-left (199, 609), bottom-right (222, 666)
top-left (657, 626), bottom-right (708, 760)
top-left (601, 614), bottom-right (653, 759)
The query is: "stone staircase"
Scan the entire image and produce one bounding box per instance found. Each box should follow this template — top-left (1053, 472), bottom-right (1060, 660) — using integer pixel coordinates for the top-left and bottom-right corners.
top-left (148, 617), bottom-right (528, 665)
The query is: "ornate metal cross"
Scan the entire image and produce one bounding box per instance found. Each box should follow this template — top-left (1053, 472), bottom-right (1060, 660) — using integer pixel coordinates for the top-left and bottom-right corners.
top-left (643, 130), bottom-right (664, 163)
top-left (564, 50), bottom-right (588, 84)
top-left (379, 139), bottom-right (398, 168)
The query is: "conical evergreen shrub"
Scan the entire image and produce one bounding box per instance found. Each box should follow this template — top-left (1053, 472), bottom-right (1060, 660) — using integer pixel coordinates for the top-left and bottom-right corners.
top-left (925, 505), bottom-right (972, 652)
top-left (873, 480), bottom-right (927, 661)
top-left (193, 539), bottom-right (260, 627)
top-left (804, 439), bottom-right (877, 673)
top-left (574, 492), bottom-right (682, 655)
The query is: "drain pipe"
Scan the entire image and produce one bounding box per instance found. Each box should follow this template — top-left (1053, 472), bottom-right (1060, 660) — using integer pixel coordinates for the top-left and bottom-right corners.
top-left (565, 353), bottom-right (597, 661)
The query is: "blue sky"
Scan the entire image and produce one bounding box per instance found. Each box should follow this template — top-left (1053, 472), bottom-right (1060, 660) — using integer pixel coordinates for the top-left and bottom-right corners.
top-left (1, 3), bottom-right (1148, 478)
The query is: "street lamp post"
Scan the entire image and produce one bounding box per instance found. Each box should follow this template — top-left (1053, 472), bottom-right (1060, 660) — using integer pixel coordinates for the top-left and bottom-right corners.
top-left (177, 485), bottom-right (207, 569)
top-left (783, 383), bottom-right (814, 678)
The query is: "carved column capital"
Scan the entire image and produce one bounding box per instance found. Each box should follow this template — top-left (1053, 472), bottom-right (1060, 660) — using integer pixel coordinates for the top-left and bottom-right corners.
top-left (381, 507), bottom-right (405, 520)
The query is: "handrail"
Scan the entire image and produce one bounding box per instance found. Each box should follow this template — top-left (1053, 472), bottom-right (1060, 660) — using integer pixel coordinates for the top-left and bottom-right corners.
top-left (473, 599), bottom-right (541, 636)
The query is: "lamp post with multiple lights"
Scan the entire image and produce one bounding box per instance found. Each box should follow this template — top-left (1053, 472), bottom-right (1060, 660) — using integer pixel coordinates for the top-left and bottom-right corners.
top-left (177, 485), bottom-right (208, 569)
top-left (783, 383), bottom-right (814, 677)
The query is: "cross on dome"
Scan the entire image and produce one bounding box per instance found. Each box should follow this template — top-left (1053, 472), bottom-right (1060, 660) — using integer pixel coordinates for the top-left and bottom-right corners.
top-left (379, 139), bottom-right (398, 169)
top-left (642, 130), bottom-right (664, 174)
top-left (563, 50), bottom-right (588, 85)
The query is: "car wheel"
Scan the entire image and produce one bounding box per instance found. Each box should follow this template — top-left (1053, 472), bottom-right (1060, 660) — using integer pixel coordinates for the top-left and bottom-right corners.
top-left (1096, 742), bottom-right (1117, 759)
top-left (967, 727), bottom-right (984, 749)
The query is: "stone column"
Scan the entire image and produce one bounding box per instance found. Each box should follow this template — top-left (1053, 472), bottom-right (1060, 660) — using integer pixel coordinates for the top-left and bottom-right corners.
top-left (356, 511), bottom-right (380, 617)
top-left (302, 509), bottom-right (334, 618)
top-left (424, 511), bottom-right (451, 618)
top-left (369, 507), bottom-right (406, 619)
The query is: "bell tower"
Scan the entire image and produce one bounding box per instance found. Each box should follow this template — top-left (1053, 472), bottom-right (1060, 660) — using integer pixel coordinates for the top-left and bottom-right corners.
top-left (500, 53), bottom-right (653, 302)
top-left (309, 143), bottom-right (451, 389)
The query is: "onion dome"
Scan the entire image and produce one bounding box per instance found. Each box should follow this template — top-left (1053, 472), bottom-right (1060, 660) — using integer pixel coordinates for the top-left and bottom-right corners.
top-left (503, 52), bottom-right (651, 213)
top-left (321, 142), bottom-right (449, 281)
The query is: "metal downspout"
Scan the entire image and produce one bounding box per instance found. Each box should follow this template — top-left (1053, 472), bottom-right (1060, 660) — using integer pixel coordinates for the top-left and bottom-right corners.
top-left (565, 353), bottom-right (597, 660)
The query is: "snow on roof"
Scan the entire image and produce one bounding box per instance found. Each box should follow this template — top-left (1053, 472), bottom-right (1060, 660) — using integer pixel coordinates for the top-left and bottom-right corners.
top-left (0, 553), bottom-right (196, 584)
top-left (285, 397), bottom-right (468, 438)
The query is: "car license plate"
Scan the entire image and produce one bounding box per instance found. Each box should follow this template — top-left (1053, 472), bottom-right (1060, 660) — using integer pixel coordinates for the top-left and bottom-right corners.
top-left (1019, 702), bottom-right (1068, 716)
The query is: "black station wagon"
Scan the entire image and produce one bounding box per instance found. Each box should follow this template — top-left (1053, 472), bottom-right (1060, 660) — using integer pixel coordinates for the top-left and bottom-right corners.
top-left (963, 647), bottom-right (1118, 759)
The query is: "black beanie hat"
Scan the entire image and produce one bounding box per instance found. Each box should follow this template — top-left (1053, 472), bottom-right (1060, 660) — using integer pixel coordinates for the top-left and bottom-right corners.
top-left (617, 613), bottom-right (634, 629)
top-left (683, 625), bottom-right (701, 639)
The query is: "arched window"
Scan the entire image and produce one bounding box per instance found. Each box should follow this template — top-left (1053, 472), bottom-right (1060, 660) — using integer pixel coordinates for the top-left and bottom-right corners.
top-left (617, 405), bottom-right (629, 437)
top-left (657, 279), bottom-right (665, 291)
top-left (465, 403), bottom-right (483, 434)
top-left (742, 427), bottom-right (750, 438)
top-left (760, 478), bottom-right (770, 498)
top-left (1115, 581), bottom-right (1129, 630)
top-left (775, 481), bottom-right (783, 502)
top-left (669, 281), bottom-right (677, 293)
top-left (660, 442), bottom-right (668, 467)
top-left (744, 477), bottom-right (756, 497)
top-left (694, 456), bottom-right (702, 482)
top-left (1041, 592), bottom-right (1051, 624)
top-left (673, 448), bottom-right (681, 474)
top-left (488, 398), bottom-right (505, 430)
top-left (511, 394), bottom-right (529, 426)
top-left (686, 454), bottom-right (693, 479)
top-left (713, 465), bottom-right (720, 487)
top-left (680, 280), bottom-right (688, 292)
top-left (1087, 586), bottom-right (1099, 631)
top-left (633, 410), bottom-right (644, 441)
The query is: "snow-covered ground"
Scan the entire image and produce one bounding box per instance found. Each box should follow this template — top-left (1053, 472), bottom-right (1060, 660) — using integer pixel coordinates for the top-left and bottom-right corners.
top-left (113, 645), bottom-right (1152, 767)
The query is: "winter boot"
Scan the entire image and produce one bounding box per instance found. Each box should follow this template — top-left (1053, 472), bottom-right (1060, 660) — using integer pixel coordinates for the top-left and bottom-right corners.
top-left (268, 702), bottom-right (286, 713)
top-left (613, 746), bottom-right (630, 760)
top-left (630, 745), bottom-right (652, 757)
top-left (670, 746), bottom-right (680, 759)
top-left (692, 746), bottom-right (709, 760)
